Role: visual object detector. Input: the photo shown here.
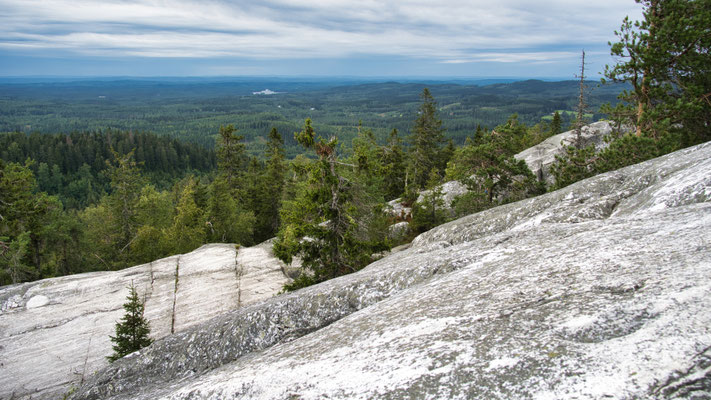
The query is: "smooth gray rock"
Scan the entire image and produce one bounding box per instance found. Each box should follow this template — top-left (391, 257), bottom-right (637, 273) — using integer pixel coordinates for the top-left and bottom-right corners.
top-left (68, 141), bottom-right (711, 399)
top-left (514, 120), bottom-right (613, 185)
top-left (388, 221), bottom-right (411, 240)
top-left (0, 242), bottom-right (290, 400)
top-left (416, 180), bottom-right (469, 207)
top-left (385, 180), bottom-right (469, 220)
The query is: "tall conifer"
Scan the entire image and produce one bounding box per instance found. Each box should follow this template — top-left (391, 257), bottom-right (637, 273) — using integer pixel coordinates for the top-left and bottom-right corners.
top-left (409, 88), bottom-right (446, 189)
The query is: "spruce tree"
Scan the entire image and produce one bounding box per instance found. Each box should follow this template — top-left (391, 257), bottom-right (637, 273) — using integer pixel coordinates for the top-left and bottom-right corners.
top-left (381, 128), bottom-right (406, 200)
top-left (216, 124), bottom-right (247, 195)
top-left (106, 148), bottom-right (145, 265)
top-left (550, 111), bottom-right (562, 136)
top-left (107, 283), bottom-right (153, 363)
top-left (409, 88), bottom-right (446, 189)
top-left (262, 127), bottom-right (286, 238)
top-left (164, 178), bottom-right (207, 254)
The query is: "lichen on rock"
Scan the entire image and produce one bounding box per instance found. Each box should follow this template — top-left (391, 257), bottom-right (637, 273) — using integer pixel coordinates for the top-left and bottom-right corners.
top-left (62, 141), bottom-right (711, 400)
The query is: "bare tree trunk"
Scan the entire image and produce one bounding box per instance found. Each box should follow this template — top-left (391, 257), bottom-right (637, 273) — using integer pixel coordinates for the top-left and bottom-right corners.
top-left (575, 50), bottom-right (587, 149)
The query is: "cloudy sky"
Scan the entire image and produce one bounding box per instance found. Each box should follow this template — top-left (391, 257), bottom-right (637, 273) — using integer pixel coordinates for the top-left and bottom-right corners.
top-left (0, 0), bottom-right (642, 78)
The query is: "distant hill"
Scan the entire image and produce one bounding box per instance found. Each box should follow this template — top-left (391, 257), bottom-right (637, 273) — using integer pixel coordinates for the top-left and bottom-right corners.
top-left (0, 78), bottom-right (627, 157)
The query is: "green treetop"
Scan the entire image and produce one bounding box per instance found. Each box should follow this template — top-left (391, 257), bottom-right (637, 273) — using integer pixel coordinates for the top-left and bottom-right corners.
top-left (107, 283), bottom-right (153, 363)
top-left (216, 124), bottom-right (247, 194)
top-left (604, 0), bottom-right (711, 144)
top-left (550, 111), bottom-right (562, 136)
top-left (274, 119), bottom-right (386, 290)
top-left (409, 88), bottom-right (446, 189)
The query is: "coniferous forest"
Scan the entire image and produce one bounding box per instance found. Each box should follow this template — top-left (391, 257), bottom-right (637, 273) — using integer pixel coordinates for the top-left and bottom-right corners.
top-left (1, 0), bottom-right (709, 290)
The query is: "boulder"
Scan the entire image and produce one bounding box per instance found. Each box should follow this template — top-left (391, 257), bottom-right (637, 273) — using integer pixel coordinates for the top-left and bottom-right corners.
top-left (515, 120), bottom-right (613, 185)
top-left (386, 180), bottom-right (469, 220)
top-left (388, 221), bottom-right (411, 240)
top-left (384, 197), bottom-right (412, 220)
top-left (0, 242), bottom-right (291, 400)
top-left (416, 179), bottom-right (469, 207)
top-left (68, 141), bottom-right (711, 399)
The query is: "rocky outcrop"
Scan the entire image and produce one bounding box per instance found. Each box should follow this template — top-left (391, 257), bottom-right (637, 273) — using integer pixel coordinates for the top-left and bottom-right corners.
top-left (68, 141), bottom-right (711, 399)
top-left (385, 180), bottom-right (469, 222)
top-left (515, 120), bottom-right (613, 185)
top-left (0, 242), bottom-right (290, 400)
top-left (416, 180), bottom-right (469, 206)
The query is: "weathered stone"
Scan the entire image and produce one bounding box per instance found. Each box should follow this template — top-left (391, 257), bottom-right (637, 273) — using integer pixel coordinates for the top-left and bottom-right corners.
top-left (386, 180), bottom-right (469, 220)
top-left (416, 180), bottom-right (469, 207)
top-left (0, 243), bottom-right (291, 400)
top-left (388, 221), bottom-right (411, 239)
top-left (384, 197), bottom-right (412, 220)
top-left (514, 120), bottom-right (613, 185)
top-left (68, 141), bottom-right (711, 399)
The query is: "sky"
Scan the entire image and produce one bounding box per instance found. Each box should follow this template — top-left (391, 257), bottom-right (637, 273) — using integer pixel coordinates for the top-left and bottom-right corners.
top-left (0, 0), bottom-right (643, 79)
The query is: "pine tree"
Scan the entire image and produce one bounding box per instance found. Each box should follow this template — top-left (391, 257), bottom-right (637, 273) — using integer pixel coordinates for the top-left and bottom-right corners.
top-left (446, 117), bottom-right (542, 213)
top-left (409, 88), bottom-right (446, 189)
top-left (604, 0), bottom-right (711, 143)
top-left (107, 283), bottom-right (153, 362)
top-left (0, 159), bottom-right (56, 283)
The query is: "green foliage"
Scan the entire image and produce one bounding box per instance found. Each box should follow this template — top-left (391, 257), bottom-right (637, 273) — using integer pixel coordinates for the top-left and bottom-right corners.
top-left (206, 177), bottom-right (255, 245)
top-left (274, 120), bottom-right (387, 291)
top-left (216, 124), bottom-right (247, 193)
top-left (164, 178), bottom-right (207, 254)
top-left (257, 127), bottom-right (287, 240)
top-left (0, 231), bottom-right (32, 285)
top-left (554, 0), bottom-right (711, 190)
top-left (604, 0), bottom-right (711, 143)
top-left (0, 159), bottom-right (62, 284)
top-left (409, 88), bottom-right (446, 189)
top-left (446, 116), bottom-right (543, 216)
top-left (410, 170), bottom-right (447, 233)
top-left (0, 130), bottom-right (215, 209)
top-left (106, 149), bottom-right (146, 261)
top-left (551, 134), bottom-right (661, 190)
top-left (107, 284), bottom-right (153, 363)
top-left (380, 129), bottom-right (406, 200)
top-left (550, 111), bottom-right (562, 135)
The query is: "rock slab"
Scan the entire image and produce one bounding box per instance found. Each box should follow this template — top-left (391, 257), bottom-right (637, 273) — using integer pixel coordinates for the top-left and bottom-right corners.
top-left (514, 120), bottom-right (613, 185)
top-left (0, 242), bottom-right (290, 400)
top-left (69, 141), bottom-right (711, 399)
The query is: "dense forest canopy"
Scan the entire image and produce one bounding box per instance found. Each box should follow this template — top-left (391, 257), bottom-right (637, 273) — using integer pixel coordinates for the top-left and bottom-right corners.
top-left (0, 79), bottom-right (626, 157)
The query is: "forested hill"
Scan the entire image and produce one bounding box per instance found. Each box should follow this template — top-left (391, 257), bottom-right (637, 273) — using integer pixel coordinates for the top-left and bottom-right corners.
top-left (0, 78), bottom-right (627, 156)
top-left (0, 130), bottom-right (215, 209)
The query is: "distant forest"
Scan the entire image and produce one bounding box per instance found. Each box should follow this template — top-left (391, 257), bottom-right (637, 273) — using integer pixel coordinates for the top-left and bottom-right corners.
top-left (0, 79), bottom-right (627, 157)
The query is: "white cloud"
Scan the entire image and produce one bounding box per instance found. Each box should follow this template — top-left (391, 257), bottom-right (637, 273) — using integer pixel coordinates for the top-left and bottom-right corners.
top-left (0, 0), bottom-right (643, 61)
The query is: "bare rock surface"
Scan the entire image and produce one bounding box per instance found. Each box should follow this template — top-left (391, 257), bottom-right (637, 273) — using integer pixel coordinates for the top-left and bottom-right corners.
top-left (416, 180), bottom-right (469, 206)
top-left (67, 141), bottom-right (711, 400)
top-left (0, 242), bottom-right (290, 400)
top-left (515, 120), bottom-right (613, 185)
